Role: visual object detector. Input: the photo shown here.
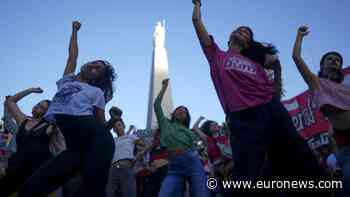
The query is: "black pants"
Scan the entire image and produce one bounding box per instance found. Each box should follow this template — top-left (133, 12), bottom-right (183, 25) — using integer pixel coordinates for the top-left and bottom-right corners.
top-left (0, 153), bottom-right (52, 197)
top-left (143, 164), bottom-right (168, 197)
top-left (228, 99), bottom-right (328, 197)
top-left (62, 175), bottom-right (83, 197)
top-left (17, 115), bottom-right (115, 197)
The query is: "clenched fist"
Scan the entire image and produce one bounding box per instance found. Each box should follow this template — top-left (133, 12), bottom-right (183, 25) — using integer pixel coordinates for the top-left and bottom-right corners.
top-left (297, 26), bottom-right (309, 37)
top-left (72, 21), bottom-right (81, 31)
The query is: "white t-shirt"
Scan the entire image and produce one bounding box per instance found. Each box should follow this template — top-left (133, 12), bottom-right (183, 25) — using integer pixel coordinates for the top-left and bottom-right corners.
top-left (112, 134), bottom-right (139, 162)
top-left (45, 74), bottom-right (105, 120)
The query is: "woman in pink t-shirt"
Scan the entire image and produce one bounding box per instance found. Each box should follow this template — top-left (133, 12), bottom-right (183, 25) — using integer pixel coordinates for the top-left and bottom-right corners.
top-left (192, 1), bottom-right (325, 196)
top-left (292, 25), bottom-right (350, 194)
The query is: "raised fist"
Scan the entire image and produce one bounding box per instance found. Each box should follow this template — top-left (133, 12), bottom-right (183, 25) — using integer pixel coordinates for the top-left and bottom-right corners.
top-left (297, 26), bottom-right (309, 37)
top-left (72, 21), bottom-right (81, 31)
top-left (192, 0), bottom-right (201, 6)
top-left (109, 106), bottom-right (122, 119)
top-left (162, 78), bottom-right (169, 88)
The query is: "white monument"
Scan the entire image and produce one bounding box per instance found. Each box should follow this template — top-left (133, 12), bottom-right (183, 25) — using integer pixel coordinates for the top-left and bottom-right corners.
top-left (146, 21), bottom-right (173, 131)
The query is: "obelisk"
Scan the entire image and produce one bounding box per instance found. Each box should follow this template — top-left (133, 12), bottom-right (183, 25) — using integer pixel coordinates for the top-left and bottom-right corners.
top-left (146, 21), bottom-right (173, 131)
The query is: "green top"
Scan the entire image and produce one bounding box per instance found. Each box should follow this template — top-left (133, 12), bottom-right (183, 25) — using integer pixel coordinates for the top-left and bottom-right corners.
top-left (154, 96), bottom-right (197, 150)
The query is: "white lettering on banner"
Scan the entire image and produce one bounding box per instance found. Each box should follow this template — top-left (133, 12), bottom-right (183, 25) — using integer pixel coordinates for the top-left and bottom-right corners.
top-left (284, 100), bottom-right (299, 112)
top-left (292, 113), bottom-right (304, 131)
top-left (308, 133), bottom-right (330, 149)
top-left (224, 57), bottom-right (257, 75)
top-left (290, 97), bottom-right (318, 133)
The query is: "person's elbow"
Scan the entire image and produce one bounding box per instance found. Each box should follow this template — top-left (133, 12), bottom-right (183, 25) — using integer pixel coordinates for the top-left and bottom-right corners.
top-left (4, 96), bottom-right (14, 107)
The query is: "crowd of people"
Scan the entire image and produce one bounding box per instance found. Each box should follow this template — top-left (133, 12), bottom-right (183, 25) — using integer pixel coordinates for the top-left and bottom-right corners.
top-left (1, 0), bottom-right (350, 196)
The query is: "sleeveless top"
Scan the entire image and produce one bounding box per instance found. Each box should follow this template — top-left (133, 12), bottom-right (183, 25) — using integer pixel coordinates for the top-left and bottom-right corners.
top-left (7, 119), bottom-right (53, 171)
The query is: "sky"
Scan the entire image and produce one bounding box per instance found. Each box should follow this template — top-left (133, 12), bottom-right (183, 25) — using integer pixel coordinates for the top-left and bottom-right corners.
top-left (1, 0), bottom-right (350, 129)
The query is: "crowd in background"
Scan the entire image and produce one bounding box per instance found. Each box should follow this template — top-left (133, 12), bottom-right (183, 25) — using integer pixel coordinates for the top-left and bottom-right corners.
top-left (1, 0), bottom-right (350, 196)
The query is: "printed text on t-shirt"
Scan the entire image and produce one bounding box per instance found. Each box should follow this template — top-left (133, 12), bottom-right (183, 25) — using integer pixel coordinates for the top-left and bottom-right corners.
top-left (224, 57), bottom-right (257, 75)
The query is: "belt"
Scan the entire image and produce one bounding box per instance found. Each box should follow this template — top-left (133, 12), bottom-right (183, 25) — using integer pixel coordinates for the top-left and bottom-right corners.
top-left (112, 159), bottom-right (134, 168)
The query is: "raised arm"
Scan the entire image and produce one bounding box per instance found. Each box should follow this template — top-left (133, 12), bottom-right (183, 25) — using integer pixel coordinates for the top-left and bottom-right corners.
top-left (154, 79), bottom-right (169, 116)
top-left (157, 79), bottom-right (169, 102)
top-left (3, 108), bottom-right (18, 135)
top-left (127, 125), bottom-right (136, 135)
top-left (64, 21), bottom-right (81, 76)
top-left (154, 78), bottom-right (170, 128)
top-left (192, 0), bottom-right (212, 47)
top-left (5, 87), bottom-right (44, 124)
top-left (192, 116), bottom-right (208, 141)
top-left (92, 106), bottom-right (123, 131)
top-left (292, 26), bottom-right (318, 91)
top-left (105, 106), bottom-right (123, 130)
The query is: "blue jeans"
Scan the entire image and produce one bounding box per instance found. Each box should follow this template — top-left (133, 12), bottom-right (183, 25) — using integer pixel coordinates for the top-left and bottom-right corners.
top-left (158, 150), bottom-right (209, 197)
top-left (337, 145), bottom-right (350, 194)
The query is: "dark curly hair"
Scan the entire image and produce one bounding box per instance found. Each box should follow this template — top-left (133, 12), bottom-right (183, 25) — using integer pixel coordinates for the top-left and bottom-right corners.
top-left (83, 60), bottom-right (116, 102)
top-left (200, 120), bottom-right (216, 137)
top-left (239, 26), bottom-right (278, 68)
top-left (238, 26), bottom-right (283, 99)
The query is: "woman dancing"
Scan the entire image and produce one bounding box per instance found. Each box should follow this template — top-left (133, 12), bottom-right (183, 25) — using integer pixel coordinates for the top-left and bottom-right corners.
top-left (192, 0), bottom-right (325, 196)
top-left (18, 21), bottom-right (119, 197)
top-left (293, 25), bottom-right (350, 194)
top-left (0, 87), bottom-right (53, 196)
top-left (155, 78), bottom-right (209, 197)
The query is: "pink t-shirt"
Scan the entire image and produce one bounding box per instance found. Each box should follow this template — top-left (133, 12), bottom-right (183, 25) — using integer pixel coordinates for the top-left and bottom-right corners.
top-left (206, 137), bottom-right (222, 163)
top-left (202, 36), bottom-right (274, 113)
top-left (207, 135), bottom-right (232, 164)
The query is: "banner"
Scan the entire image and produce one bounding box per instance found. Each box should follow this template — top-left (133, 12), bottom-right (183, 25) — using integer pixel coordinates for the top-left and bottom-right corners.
top-left (282, 66), bottom-right (350, 140)
top-left (308, 132), bottom-right (330, 150)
